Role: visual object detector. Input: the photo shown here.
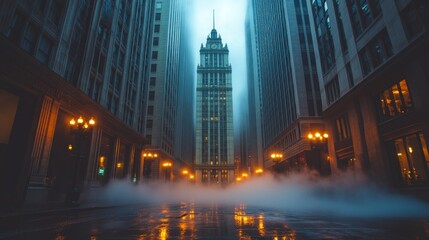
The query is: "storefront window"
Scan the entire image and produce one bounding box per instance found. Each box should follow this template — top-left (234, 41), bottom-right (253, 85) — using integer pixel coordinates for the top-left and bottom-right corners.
top-left (392, 133), bottom-right (429, 186)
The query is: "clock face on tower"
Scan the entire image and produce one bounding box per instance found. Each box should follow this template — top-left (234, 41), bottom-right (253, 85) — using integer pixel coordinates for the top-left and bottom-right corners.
top-left (211, 44), bottom-right (218, 49)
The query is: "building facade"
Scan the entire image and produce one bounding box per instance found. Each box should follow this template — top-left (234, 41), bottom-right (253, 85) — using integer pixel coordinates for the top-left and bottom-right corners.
top-left (307, 0), bottom-right (429, 192)
top-left (195, 27), bottom-right (234, 184)
top-left (0, 0), bottom-right (154, 207)
top-left (142, 0), bottom-right (194, 181)
top-left (246, 0), bottom-right (329, 175)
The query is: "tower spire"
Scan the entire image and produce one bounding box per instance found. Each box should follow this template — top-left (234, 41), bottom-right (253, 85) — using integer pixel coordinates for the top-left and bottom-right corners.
top-left (213, 9), bottom-right (215, 29)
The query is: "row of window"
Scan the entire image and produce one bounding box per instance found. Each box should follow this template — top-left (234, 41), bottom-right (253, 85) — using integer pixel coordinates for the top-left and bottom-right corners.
top-left (311, 0), bottom-right (335, 74)
top-left (325, 27), bottom-right (393, 106)
top-left (203, 53), bottom-right (227, 68)
top-left (334, 79), bottom-right (413, 143)
top-left (400, 0), bottom-right (429, 40)
top-left (359, 29), bottom-right (393, 76)
top-left (347, 0), bottom-right (381, 37)
top-left (7, 10), bottom-right (55, 64)
top-left (332, 78), bottom-right (429, 186)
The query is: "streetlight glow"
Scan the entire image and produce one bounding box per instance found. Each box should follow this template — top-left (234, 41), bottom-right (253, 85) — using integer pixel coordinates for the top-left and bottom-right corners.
top-left (89, 118), bottom-right (95, 125)
top-left (162, 162), bottom-right (172, 167)
top-left (77, 116), bottom-right (84, 124)
top-left (69, 119), bottom-right (76, 125)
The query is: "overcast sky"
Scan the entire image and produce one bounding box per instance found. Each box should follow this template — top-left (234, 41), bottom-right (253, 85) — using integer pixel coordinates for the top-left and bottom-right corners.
top-left (188, 0), bottom-right (249, 128)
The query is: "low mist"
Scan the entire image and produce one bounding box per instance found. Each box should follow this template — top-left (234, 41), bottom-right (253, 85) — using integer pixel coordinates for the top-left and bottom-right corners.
top-left (97, 171), bottom-right (429, 218)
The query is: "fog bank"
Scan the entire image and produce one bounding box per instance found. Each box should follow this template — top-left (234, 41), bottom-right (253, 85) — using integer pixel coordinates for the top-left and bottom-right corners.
top-left (99, 172), bottom-right (429, 218)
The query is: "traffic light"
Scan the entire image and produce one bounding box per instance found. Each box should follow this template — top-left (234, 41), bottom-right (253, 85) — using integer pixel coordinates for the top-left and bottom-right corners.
top-left (98, 156), bottom-right (105, 176)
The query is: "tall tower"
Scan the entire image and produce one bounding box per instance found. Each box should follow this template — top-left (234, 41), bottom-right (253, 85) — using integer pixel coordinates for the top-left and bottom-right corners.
top-left (195, 22), bottom-right (234, 184)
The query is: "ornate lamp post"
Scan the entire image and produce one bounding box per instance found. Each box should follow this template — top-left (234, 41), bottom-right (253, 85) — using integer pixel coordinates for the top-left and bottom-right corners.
top-left (181, 169), bottom-right (195, 183)
top-left (66, 116), bottom-right (95, 206)
top-left (162, 161), bottom-right (172, 182)
top-left (270, 152), bottom-right (283, 173)
top-left (307, 131), bottom-right (331, 175)
top-left (255, 168), bottom-right (264, 176)
top-left (142, 151), bottom-right (158, 180)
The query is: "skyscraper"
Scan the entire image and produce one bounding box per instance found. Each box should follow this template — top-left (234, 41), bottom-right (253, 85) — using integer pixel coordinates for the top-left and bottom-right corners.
top-left (195, 23), bottom-right (234, 184)
top-left (307, 0), bottom-right (429, 190)
top-left (142, 0), bottom-right (194, 181)
top-left (0, 0), bottom-right (154, 207)
top-left (246, 0), bottom-right (327, 174)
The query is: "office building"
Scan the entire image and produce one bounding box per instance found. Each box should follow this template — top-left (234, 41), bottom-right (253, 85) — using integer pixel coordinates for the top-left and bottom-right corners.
top-left (142, 0), bottom-right (195, 181)
top-left (195, 25), bottom-right (235, 184)
top-left (246, 0), bottom-right (329, 174)
top-left (0, 0), bottom-right (154, 207)
top-left (307, 0), bottom-right (429, 191)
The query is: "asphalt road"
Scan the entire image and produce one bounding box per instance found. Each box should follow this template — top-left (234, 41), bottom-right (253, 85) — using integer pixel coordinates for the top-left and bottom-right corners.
top-left (1, 202), bottom-right (429, 239)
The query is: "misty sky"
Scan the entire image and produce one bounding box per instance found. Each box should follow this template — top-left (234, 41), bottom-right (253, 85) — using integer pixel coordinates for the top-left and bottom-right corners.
top-left (189, 0), bottom-right (248, 128)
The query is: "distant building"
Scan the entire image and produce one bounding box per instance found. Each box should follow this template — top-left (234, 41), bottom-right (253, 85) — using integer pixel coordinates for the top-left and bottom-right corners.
top-left (195, 25), bottom-right (235, 184)
top-left (246, 0), bottom-right (329, 175)
top-left (308, 0), bottom-right (429, 190)
top-left (0, 0), bottom-right (154, 207)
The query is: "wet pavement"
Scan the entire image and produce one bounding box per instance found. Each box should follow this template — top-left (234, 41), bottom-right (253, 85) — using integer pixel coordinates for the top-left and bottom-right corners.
top-left (1, 203), bottom-right (429, 239)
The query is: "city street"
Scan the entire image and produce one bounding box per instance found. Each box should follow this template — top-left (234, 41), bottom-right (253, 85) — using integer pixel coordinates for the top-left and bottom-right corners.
top-left (1, 202), bottom-right (429, 240)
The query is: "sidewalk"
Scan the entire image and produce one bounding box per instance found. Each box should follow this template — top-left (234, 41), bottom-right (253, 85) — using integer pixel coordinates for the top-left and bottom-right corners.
top-left (0, 201), bottom-right (117, 219)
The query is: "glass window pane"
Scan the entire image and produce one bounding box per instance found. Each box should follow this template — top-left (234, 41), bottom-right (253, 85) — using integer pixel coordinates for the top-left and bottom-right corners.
top-left (419, 134), bottom-right (429, 170)
top-left (383, 89), bottom-right (395, 117)
top-left (394, 138), bottom-right (411, 185)
top-left (399, 79), bottom-right (413, 109)
top-left (379, 94), bottom-right (388, 117)
top-left (391, 84), bottom-right (403, 113)
top-left (405, 134), bottom-right (428, 184)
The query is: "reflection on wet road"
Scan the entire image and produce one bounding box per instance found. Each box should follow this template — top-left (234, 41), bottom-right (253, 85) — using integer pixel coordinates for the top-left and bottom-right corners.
top-left (1, 203), bottom-right (429, 239)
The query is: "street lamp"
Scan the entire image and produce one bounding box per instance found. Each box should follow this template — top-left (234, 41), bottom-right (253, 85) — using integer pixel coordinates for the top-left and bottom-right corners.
top-left (66, 116), bottom-right (95, 207)
top-left (307, 130), bottom-right (330, 175)
top-left (162, 161), bottom-right (172, 182)
top-left (307, 131), bottom-right (328, 142)
top-left (270, 153), bottom-right (283, 160)
top-left (142, 151), bottom-right (158, 180)
top-left (269, 152), bottom-right (283, 173)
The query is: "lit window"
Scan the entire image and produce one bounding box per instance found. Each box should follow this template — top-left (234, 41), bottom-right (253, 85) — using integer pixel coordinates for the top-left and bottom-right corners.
top-left (390, 133), bottom-right (428, 186)
top-left (377, 79), bottom-right (413, 122)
